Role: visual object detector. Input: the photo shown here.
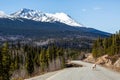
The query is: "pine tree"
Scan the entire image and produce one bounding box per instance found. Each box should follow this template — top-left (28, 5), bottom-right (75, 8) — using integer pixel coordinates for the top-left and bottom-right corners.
top-left (0, 49), bottom-right (2, 80)
top-left (1, 42), bottom-right (11, 80)
top-left (92, 41), bottom-right (98, 58)
top-left (40, 48), bottom-right (46, 71)
top-left (26, 49), bottom-right (34, 76)
top-left (92, 30), bottom-right (120, 57)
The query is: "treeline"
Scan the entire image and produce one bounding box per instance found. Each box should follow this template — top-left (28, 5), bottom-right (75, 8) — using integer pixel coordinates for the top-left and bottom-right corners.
top-left (0, 42), bottom-right (82, 80)
top-left (92, 31), bottom-right (120, 58)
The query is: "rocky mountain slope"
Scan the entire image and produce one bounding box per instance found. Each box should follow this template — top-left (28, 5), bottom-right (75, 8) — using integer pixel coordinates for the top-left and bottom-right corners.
top-left (11, 8), bottom-right (82, 27)
top-left (84, 54), bottom-right (120, 72)
top-left (0, 8), bottom-right (110, 40)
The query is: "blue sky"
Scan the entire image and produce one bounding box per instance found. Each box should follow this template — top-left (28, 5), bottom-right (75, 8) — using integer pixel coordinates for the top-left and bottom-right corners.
top-left (0, 0), bottom-right (120, 33)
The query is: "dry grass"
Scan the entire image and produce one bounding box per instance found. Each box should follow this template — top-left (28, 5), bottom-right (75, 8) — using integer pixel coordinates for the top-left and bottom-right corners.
top-left (12, 77), bottom-right (24, 80)
top-left (102, 65), bottom-right (120, 73)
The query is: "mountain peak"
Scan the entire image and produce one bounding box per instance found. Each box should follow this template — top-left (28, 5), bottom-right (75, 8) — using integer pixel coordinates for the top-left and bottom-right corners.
top-left (11, 8), bottom-right (43, 18)
top-left (20, 8), bottom-right (33, 13)
top-left (21, 8), bottom-right (31, 11)
top-left (19, 8), bottom-right (41, 13)
top-left (11, 8), bottom-right (83, 27)
top-left (0, 11), bottom-right (8, 17)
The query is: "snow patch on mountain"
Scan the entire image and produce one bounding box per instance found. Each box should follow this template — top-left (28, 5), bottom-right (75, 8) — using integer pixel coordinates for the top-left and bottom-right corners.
top-left (0, 11), bottom-right (8, 17)
top-left (46, 13), bottom-right (82, 26)
top-left (11, 8), bottom-right (83, 27)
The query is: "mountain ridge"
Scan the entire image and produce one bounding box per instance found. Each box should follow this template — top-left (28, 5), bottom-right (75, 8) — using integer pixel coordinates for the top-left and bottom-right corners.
top-left (0, 8), bottom-right (83, 27)
top-left (0, 8), bottom-right (110, 40)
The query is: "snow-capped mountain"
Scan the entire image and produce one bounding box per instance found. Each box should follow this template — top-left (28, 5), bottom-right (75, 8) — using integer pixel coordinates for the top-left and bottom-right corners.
top-left (0, 11), bottom-right (8, 18)
top-left (0, 8), bottom-right (110, 39)
top-left (11, 8), bottom-right (83, 27)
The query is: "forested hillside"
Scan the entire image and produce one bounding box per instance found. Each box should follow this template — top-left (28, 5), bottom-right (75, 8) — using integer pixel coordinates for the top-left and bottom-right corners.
top-left (0, 41), bottom-right (85, 80)
top-left (0, 18), bottom-right (110, 39)
top-left (92, 30), bottom-right (120, 58)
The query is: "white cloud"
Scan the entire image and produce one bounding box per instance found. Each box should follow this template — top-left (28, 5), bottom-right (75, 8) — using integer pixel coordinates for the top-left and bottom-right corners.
top-left (82, 9), bottom-right (87, 12)
top-left (81, 7), bottom-right (102, 12)
top-left (0, 11), bottom-right (6, 16)
top-left (93, 7), bottom-right (102, 10)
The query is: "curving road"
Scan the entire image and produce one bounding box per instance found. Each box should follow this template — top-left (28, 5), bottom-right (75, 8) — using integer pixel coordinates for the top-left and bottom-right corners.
top-left (25, 61), bottom-right (120, 80)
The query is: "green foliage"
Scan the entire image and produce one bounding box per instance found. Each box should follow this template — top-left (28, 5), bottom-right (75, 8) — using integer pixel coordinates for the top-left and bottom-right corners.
top-left (0, 40), bottom-right (85, 79)
top-left (61, 57), bottom-right (66, 68)
top-left (92, 31), bottom-right (120, 57)
top-left (26, 50), bottom-right (34, 75)
top-left (0, 42), bottom-right (11, 80)
top-left (40, 48), bottom-right (46, 71)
